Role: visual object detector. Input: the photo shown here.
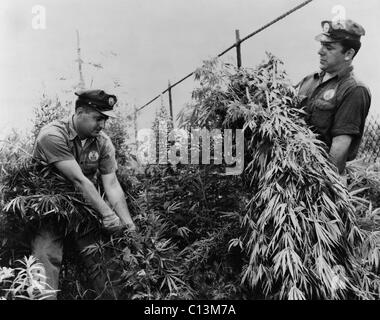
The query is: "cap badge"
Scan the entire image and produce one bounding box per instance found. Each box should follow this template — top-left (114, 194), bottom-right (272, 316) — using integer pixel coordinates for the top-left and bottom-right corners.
top-left (323, 89), bottom-right (336, 101)
top-left (323, 22), bottom-right (330, 33)
top-left (108, 97), bottom-right (115, 107)
top-left (88, 151), bottom-right (99, 161)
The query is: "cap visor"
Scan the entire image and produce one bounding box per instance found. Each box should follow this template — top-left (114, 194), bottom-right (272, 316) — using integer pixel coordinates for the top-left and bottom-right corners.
top-left (315, 33), bottom-right (338, 43)
top-left (99, 110), bottom-right (117, 118)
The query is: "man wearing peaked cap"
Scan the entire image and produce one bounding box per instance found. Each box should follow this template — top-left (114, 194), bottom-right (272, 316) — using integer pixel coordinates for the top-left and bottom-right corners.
top-left (32, 89), bottom-right (136, 299)
top-left (316, 19), bottom-right (366, 43)
top-left (297, 18), bottom-right (371, 181)
top-left (75, 89), bottom-right (117, 118)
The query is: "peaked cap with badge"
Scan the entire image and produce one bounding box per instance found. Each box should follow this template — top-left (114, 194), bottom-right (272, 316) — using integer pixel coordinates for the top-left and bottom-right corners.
top-left (75, 89), bottom-right (117, 118)
top-left (315, 18), bottom-right (365, 43)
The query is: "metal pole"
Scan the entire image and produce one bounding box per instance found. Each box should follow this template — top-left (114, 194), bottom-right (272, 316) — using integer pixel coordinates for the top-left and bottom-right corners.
top-left (235, 29), bottom-right (242, 68)
top-left (133, 105), bottom-right (138, 143)
top-left (76, 30), bottom-right (85, 89)
top-left (168, 80), bottom-right (173, 121)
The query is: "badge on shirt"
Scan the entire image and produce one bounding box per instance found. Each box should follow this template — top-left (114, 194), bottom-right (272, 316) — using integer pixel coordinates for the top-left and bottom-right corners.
top-left (323, 89), bottom-right (336, 101)
top-left (88, 151), bottom-right (99, 161)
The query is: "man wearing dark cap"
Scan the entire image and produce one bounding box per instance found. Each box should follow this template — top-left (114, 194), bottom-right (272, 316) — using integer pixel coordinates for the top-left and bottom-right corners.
top-left (298, 19), bottom-right (371, 178)
top-left (32, 89), bottom-right (136, 299)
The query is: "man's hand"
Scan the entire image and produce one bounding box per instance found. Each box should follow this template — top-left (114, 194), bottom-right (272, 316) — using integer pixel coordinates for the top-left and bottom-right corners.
top-left (103, 211), bottom-right (137, 233)
top-left (121, 219), bottom-right (137, 232)
top-left (102, 213), bottom-right (122, 232)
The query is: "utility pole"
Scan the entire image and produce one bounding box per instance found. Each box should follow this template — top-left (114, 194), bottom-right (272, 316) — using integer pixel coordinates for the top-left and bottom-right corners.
top-left (133, 105), bottom-right (138, 143)
top-left (76, 29), bottom-right (85, 89)
top-left (168, 80), bottom-right (173, 121)
top-left (235, 29), bottom-right (242, 68)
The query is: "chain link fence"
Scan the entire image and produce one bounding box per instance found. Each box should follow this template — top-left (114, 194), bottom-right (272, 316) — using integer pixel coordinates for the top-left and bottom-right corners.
top-left (357, 113), bottom-right (380, 163)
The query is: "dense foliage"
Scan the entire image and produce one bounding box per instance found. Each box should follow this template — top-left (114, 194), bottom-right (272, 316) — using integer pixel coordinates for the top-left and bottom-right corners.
top-left (1, 54), bottom-right (379, 300)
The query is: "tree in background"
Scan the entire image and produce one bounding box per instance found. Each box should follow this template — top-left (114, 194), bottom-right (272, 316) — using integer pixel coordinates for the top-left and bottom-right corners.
top-left (32, 94), bottom-right (71, 140)
top-left (151, 98), bottom-right (174, 165)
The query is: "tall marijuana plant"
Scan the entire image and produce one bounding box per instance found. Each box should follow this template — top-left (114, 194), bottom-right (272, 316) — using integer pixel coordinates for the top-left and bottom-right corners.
top-left (178, 54), bottom-right (380, 299)
top-left (32, 95), bottom-right (70, 140)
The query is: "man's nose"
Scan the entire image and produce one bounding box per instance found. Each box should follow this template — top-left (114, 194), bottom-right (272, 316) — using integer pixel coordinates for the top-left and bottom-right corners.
top-left (318, 46), bottom-right (325, 56)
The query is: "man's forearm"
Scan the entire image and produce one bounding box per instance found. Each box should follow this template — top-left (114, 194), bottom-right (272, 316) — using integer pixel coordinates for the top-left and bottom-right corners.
top-left (75, 178), bottom-right (114, 217)
top-left (329, 135), bottom-right (353, 174)
top-left (105, 182), bottom-right (134, 226)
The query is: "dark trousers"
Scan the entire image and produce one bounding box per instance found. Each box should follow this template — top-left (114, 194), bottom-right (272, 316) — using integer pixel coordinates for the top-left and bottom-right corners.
top-left (31, 228), bottom-right (120, 300)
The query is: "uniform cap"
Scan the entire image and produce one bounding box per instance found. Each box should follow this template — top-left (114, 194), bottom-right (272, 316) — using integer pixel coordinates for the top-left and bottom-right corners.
top-left (75, 89), bottom-right (117, 118)
top-left (315, 19), bottom-right (365, 43)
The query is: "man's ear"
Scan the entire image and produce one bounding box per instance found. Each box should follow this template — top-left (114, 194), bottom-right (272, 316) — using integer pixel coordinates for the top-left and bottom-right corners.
top-left (345, 48), bottom-right (355, 60)
top-left (76, 106), bottom-right (85, 115)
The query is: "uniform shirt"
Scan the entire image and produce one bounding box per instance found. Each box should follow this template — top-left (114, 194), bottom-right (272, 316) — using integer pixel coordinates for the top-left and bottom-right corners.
top-left (33, 115), bottom-right (117, 182)
top-left (298, 65), bottom-right (371, 161)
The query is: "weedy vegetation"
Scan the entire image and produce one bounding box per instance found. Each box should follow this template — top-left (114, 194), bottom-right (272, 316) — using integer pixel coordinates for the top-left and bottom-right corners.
top-left (0, 54), bottom-right (379, 300)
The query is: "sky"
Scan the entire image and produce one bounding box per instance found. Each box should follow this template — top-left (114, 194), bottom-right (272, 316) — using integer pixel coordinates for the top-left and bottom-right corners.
top-left (1, 0), bottom-right (379, 138)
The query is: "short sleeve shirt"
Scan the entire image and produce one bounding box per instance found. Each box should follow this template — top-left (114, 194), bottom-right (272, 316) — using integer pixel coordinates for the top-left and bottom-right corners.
top-left (33, 115), bottom-right (118, 182)
top-left (297, 66), bottom-right (371, 161)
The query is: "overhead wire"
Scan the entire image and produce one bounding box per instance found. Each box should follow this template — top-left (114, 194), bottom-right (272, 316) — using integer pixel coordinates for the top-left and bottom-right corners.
top-left (135, 0), bottom-right (314, 114)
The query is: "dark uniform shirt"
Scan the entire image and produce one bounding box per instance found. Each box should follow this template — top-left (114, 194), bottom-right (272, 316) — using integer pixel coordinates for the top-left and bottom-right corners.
top-left (33, 115), bottom-right (117, 182)
top-left (298, 66), bottom-right (371, 161)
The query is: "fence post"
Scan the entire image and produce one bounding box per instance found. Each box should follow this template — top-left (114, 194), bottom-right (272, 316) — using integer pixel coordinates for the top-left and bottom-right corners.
top-left (235, 29), bottom-right (242, 68)
top-left (168, 80), bottom-right (173, 121)
top-left (133, 105), bottom-right (138, 143)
